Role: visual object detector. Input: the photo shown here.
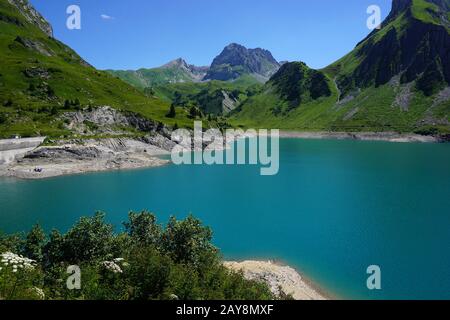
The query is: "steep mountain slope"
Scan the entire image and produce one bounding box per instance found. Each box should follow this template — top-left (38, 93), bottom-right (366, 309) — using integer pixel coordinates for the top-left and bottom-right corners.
top-left (230, 62), bottom-right (339, 129)
top-left (0, 0), bottom-right (189, 139)
top-left (269, 62), bottom-right (332, 110)
top-left (204, 43), bottom-right (281, 82)
top-left (107, 58), bottom-right (209, 90)
top-left (329, 0), bottom-right (450, 97)
top-left (232, 0), bottom-right (450, 136)
top-left (5, 0), bottom-right (53, 36)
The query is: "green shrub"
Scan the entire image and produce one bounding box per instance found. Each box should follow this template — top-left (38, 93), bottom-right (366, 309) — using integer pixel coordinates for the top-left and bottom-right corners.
top-left (0, 212), bottom-right (277, 300)
top-left (124, 211), bottom-right (162, 247)
top-left (166, 104), bottom-right (176, 118)
top-left (23, 225), bottom-right (46, 263)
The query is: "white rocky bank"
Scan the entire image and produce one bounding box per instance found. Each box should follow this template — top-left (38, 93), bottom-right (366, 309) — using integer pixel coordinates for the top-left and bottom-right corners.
top-left (0, 106), bottom-right (179, 179)
top-left (224, 261), bottom-right (327, 300)
top-left (0, 137), bottom-right (172, 179)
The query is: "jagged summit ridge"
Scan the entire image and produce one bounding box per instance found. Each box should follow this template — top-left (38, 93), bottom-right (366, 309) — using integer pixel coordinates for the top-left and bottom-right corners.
top-left (161, 58), bottom-right (209, 77)
top-left (389, 0), bottom-right (449, 19)
top-left (390, 0), bottom-right (449, 15)
top-left (204, 43), bottom-right (280, 82)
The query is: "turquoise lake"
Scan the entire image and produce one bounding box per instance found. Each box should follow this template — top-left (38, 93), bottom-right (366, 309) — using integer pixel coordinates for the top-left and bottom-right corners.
top-left (0, 138), bottom-right (449, 299)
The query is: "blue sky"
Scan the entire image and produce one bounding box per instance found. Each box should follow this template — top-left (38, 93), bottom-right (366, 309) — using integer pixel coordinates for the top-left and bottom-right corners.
top-left (30, 0), bottom-right (392, 70)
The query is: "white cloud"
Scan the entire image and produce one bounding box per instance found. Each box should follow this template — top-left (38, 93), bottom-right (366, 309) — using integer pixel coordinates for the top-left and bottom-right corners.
top-left (100, 14), bottom-right (114, 20)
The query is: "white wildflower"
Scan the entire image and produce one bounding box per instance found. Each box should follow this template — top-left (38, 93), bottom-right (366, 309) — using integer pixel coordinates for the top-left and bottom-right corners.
top-left (101, 261), bottom-right (123, 274)
top-left (0, 252), bottom-right (36, 272)
top-left (31, 287), bottom-right (45, 300)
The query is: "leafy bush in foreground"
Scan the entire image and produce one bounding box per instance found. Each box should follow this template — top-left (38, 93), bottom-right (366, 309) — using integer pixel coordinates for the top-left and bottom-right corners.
top-left (0, 212), bottom-right (275, 300)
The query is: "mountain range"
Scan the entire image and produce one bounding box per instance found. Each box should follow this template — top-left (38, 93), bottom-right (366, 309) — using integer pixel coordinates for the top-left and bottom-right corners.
top-left (107, 43), bottom-right (282, 88)
top-left (106, 58), bottom-right (209, 90)
top-left (0, 0), bottom-right (449, 139)
top-left (106, 43), bottom-right (282, 117)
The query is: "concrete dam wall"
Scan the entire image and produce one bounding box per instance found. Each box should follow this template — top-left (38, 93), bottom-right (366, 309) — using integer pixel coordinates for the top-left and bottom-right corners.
top-left (0, 137), bottom-right (46, 165)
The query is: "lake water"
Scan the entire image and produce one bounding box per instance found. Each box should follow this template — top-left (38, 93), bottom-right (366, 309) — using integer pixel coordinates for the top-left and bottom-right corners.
top-left (0, 138), bottom-right (449, 299)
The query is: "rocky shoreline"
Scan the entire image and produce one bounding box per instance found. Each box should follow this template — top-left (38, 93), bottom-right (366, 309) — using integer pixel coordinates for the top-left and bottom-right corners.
top-left (0, 123), bottom-right (445, 180)
top-left (279, 131), bottom-right (442, 143)
top-left (224, 260), bottom-right (328, 300)
top-left (0, 137), bottom-right (172, 180)
top-left (0, 150), bottom-right (170, 180)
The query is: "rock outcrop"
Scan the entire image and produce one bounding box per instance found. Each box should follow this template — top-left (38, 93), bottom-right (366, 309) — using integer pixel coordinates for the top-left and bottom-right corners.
top-left (62, 106), bottom-right (172, 138)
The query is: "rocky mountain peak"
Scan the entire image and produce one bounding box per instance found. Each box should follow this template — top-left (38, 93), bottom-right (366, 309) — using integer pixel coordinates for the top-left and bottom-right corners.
top-left (391, 0), bottom-right (413, 15)
top-left (390, 0), bottom-right (450, 13)
top-left (336, 0), bottom-right (450, 98)
top-left (388, 0), bottom-right (450, 20)
top-left (204, 43), bottom-right (280, 82)
top-left (7, 0), bottom-right (53, 37)
top-left (215, 43), bottom-right (279, 66)
top-left (224, 43), bottom-right (245, 50)
top-left (162, 58), bottom-right (189, 69)
top-left (166, 57), bottom-right (208, 73)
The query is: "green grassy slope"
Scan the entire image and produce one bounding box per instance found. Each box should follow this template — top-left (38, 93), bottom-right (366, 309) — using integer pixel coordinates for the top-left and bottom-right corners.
top-left (107, 65), bottom-right (201, 90)
top-left (0, 0), bottom-right (191, 138)
top-left (230, 64), bottom-right (342, 130)
top-left (152, 76), bottom-right (262, 116)
top-left (232, 71), bottom-right (449, 133)
top-left (108, 60), bottom-right (264, 117)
